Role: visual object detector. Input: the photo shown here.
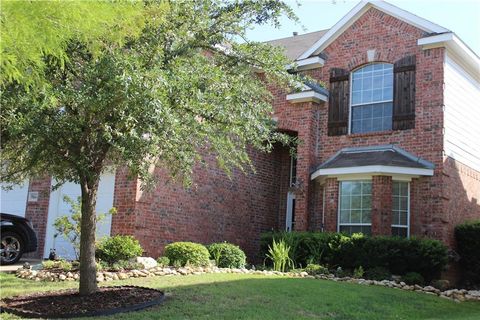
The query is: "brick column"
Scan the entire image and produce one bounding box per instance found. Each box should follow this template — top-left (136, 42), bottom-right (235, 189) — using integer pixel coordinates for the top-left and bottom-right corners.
top-left (323, 178), bottom-right (339, 232)
top-left (25, 176), bottom-right (51, 258)
top-left (111, 167), bottom-right (138, 236)
top-left (290, 102), bottom-right (322, 231)
top-left (371, 175), bottom-right (392, 235)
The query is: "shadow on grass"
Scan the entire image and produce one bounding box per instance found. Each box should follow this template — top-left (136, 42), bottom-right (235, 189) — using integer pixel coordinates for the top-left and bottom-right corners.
top-left (2, 274), bottom-right (480, 320)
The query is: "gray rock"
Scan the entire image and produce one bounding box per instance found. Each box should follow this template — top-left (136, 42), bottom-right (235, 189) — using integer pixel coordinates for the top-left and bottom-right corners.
top-left (134, 257), bottom-right (158, 270)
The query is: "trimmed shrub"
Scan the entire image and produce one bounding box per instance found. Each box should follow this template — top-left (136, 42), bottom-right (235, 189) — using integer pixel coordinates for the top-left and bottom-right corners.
top-left (208, 242), bottom-right (246, 268)
top-left (164, 242), bottom-right (210, 267)
top-left (110, 260), bottom-right (144, 271)
top-left (365, 266), bottom-right (391, 281)
top-left (96, 235), bottom-right (143, 264)
top-left (455, 220), bottom-right (480, 285)
top-left (42, 260), bottom-right (73, 271)
top-left (353, 266), bottom-right (365, 279)
top-left (156, 256), bottom-right (170, 267)
top-left (305, 263), bottom-right (329, 275)
top-left (261, 232), bottom-right (448, 281)
top-left (403, 272), bottom-right (425, 286)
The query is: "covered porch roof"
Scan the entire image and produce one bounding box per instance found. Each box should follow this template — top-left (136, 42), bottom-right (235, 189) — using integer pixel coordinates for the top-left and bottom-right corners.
top-left (311, 145), bottom-right (435, 181)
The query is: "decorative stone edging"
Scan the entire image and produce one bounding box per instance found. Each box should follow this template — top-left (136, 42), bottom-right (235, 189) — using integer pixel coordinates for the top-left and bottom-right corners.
top-left (16, 266), bottom-right (480, 303)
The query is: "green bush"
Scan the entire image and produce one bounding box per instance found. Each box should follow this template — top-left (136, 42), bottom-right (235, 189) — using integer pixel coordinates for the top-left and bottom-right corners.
top-left (403, 272), bottom-right (425, 286)
top-left (208, 242), bottom-right (246, 268)
top-left (156, 256), bottom-right (170, 267)
top-left (164, 242), bottom-right (210, 267)
top-left (41, 259), bottom-right (73, 271)
top-left (305, 263), bottom-right (329, 275)
top-left (261, 232), bottom-right (448, 281)
top-left (265, 239), bottom-right (294, 272)
top-left (353, 266), bottom-right (365, 279)
top-left (96, 235), bottom-right (143, 264)
top-left (455, 220), bottom-right (480, 285)
top-left (365, 266), bottom-right (391, 281)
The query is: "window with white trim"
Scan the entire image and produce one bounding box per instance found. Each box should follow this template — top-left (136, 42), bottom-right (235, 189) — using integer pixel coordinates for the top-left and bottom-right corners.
top-left (338, 180), bottom-right (372, 235)
top-left (392, 181), bottom-right (410, 237)
top-left (351, 63), bottom-right (393, 133)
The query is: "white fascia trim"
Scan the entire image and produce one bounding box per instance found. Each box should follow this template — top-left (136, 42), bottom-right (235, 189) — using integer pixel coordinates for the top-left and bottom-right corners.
top-left (310, 165), bottom-right (434, 180)
top-left (288, 56), bottom-right (325, 71)
top-left (418, 33), bottom-right (480, 78)
top-left (298, 0), bottom-right (449, 60)
top-left (286, 91), bottom-right (328, 103)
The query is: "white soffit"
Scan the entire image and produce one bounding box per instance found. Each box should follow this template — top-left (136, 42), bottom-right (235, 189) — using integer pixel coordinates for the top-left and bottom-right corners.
top-left (287, 56), bottom-right (325, 71)
top-left (418, 33), bottom-right (480, 79)
top-left (310, 165), bottom-right (434, 181)
top-left (298, 0), bottom-right (449, 60)
top-left (286, 91), bottom-right (328, 104)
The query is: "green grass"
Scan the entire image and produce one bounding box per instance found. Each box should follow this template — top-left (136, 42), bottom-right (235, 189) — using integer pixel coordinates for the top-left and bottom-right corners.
top-left (1, 273), bottom-right (480, 319)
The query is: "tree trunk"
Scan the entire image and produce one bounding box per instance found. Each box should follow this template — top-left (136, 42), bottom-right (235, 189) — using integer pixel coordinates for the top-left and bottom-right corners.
top-left (79, 176), bottom-right (100, 296)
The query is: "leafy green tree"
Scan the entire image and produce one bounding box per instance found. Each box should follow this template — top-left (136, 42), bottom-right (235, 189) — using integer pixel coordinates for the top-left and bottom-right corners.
top-left (0, 0), bottom-right (144, 87)
top-left (53, 196), bottom-right (116, 260)
top-left (1, 0), bottom-right (299, 295)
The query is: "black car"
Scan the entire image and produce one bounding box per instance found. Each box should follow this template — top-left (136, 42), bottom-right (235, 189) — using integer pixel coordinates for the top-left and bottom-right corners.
top-left (1, 213), bottom-right (38, 265)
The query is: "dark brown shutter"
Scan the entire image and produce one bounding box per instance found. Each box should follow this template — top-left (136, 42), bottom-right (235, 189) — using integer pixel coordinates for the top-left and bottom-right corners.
top-left (393, 55), bottom-right (416, 130)
top-left (328, 68), bottom-right (349, 136)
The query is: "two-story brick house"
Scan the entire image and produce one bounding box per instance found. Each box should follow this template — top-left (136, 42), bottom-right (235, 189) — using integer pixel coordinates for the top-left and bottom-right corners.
top-left (2, 1), bottom-right (479, 263)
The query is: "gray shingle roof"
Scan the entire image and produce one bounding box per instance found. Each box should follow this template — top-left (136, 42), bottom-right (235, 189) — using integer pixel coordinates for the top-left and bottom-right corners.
top-left (315, 145), bottom-right (435, 170)
top-left (265, 30), bottom-right (329, 60)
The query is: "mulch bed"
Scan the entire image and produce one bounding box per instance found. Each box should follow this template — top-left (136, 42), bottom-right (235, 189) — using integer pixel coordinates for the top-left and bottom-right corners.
top-left (0, 286), bottom-right (165, 319)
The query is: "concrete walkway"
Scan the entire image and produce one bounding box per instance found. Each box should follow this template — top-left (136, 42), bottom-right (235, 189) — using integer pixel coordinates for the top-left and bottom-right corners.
top-left (0, 258), bottom-right (41, 273)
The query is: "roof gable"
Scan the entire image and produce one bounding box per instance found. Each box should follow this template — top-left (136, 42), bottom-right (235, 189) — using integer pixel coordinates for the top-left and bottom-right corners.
top-left (298, 0), bottom-right (449, 60)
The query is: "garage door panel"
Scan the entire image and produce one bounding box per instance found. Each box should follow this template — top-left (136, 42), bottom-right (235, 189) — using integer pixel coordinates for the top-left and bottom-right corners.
top-left (0, 181), bottom-right (29, 217)
top-left (43, 174), bottom-right (115, 260)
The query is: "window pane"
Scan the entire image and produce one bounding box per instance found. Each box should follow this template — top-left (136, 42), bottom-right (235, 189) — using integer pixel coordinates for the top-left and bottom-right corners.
top-left (340, 210), bottom-right (350, 223)
top-left (362, 210), bottom-right (371, 223)
top-left (392, 227), bottom-right (408, 237)
top-left (341, 181), bottom-right (351, 194)
top-left (351, 63), bottom-right (393, 134)
top-left (399, 211), bottom-right (408, 225)
top-left (340, 195), bottom-right (350, 210)
top-left (392, 182), bottom-right (410, 236)
top-left (351, 210), bottom-right (361, 223)
top-left (339, 181), bottom-right (372, 234)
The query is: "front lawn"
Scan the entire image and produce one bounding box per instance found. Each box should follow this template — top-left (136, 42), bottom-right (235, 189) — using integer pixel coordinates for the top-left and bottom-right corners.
top-left (1, 273), bottom-right (479, 319)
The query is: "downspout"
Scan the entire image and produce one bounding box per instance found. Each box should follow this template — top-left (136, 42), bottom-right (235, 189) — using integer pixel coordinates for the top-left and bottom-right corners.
top-left (322, 184), bottom-right (326, 232)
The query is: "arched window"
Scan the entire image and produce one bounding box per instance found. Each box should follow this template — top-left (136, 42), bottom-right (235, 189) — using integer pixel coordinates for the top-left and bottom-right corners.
top-left (351, 63), bottom-right (393, 133)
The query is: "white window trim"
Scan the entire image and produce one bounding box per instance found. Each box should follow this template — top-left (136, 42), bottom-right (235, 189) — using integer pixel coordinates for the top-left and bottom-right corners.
top-left (349, 63), bottom-right (394, 134)
top-left (337, 180), bottom-right (372, 233)
top-left (392, 181), bottom-right (411, 238)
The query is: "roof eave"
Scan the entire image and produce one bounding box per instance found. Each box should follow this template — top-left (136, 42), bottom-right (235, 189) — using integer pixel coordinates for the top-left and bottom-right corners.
top-left (286, 90), bottom-right (328, 104)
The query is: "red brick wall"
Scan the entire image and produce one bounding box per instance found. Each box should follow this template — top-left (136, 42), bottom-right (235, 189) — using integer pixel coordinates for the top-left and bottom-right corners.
top-left (24, 176), bottom-right (51, 258)
top-left (371, 176), bottom-right (393, 235)
top-left (442, 157), bottom-right (480, 247)
top-left (111, 146), bottom-right (290, 261)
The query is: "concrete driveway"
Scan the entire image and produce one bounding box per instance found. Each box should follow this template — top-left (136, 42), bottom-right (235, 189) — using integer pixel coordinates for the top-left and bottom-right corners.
top-left (0, 258), bottom-right (42, 273)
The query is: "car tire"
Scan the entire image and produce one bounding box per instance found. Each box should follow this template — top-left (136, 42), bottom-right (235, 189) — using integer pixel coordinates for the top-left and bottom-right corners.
top-left (0, 231), bottom-right (24, 265)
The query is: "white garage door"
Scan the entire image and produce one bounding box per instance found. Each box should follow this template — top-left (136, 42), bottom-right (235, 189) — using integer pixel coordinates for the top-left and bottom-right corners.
top-left (43, 173), bottom-right (115, 260)
top-left (0, 180), bottom-right (29, 217)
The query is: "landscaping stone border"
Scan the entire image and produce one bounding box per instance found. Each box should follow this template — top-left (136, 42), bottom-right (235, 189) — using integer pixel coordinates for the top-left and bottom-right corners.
top-left (16, 266), bottom-right (480, 303)
top-left (0, 285), bottom-right (165, 319)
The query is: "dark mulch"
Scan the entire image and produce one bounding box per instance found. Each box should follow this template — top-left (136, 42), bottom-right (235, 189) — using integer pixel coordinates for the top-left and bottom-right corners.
top-left (0, 285), bottom-right (165, 319)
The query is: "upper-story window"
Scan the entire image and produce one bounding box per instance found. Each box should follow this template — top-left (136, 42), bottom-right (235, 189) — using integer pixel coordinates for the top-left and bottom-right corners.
top-left (351, 63), bottom-right (393, 134)
top-left (327, 55), bottom-right (416, 136)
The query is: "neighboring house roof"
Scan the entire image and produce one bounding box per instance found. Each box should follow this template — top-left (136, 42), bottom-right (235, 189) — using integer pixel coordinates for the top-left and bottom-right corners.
top-left (265, 30), bottom-right (328, 60)
top-left (310, 145), bottom-right (435, 180)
